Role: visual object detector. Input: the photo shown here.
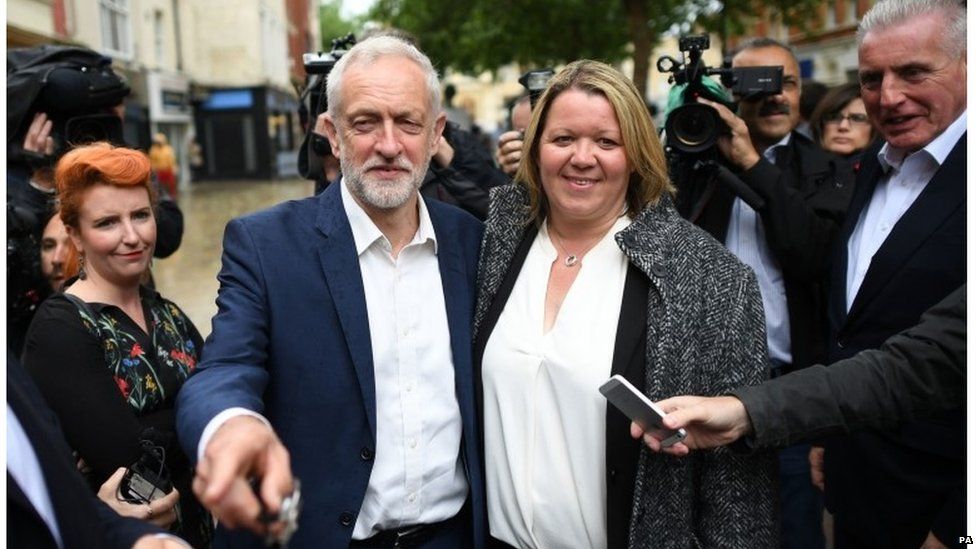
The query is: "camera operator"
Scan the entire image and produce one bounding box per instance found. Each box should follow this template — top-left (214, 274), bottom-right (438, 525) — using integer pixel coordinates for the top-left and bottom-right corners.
top-left (670, 38), bottom-right (855, 549)
top-left (7, 45), bottom-right (185, 357)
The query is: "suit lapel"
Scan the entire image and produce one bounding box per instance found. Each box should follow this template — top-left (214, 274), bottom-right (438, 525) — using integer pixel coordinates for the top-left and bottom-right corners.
top-left (828, 141), bottom-right (885, 327)
top-left (846, 134), bottom-right (966, 322)
top-left (427, 201), bottom-right (476, 422)
top-left (313, 183), bottom-right (377, 436)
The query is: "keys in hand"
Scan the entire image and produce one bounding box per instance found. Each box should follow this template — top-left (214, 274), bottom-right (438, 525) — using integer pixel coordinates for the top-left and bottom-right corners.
top-left (257, 478), bottom-right (302, 548)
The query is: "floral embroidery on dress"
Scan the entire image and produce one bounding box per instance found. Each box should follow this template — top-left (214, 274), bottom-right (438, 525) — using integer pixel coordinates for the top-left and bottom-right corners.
top-left (72, 290), bottom-right (199, 414)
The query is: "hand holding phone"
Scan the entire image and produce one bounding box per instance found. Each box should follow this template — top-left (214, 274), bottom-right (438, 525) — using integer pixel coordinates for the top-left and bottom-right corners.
top-left (599, 375), bottom-right (687, 447)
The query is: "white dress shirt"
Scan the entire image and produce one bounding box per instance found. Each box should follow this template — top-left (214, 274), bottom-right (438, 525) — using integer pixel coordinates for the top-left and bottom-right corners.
top-left (483, 217), bottom-right (630, 549)
top-left (341, 181), bottom-right (467, 538)
top-left (8, 405), bottom-right (64, 548)
top-left (846, 110), bottom-right (967, 311)
top-left (199, 181), bottom-right (467, 539)
top-left (725, 133), bottom-right (792, 366)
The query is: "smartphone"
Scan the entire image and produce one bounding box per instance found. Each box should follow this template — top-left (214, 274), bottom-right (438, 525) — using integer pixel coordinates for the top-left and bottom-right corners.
top-left (599, 375), bottom-right (687, 448)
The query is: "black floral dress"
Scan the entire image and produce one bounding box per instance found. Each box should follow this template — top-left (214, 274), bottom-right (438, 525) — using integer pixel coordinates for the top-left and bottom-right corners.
top-left (22, 286), bottom-right (213, 548)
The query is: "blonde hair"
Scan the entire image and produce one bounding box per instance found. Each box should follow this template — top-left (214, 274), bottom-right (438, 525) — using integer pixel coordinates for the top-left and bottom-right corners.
top-left (515, 60), bottom-right (673, 223)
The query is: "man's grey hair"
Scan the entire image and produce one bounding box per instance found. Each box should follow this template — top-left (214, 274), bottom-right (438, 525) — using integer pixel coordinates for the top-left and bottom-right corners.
top-left (857, 0), bottom-right (966, 58)
top-left (326, 35), bottom-right (442, 124)
top-left (731, 37), bottom-right (799, 67)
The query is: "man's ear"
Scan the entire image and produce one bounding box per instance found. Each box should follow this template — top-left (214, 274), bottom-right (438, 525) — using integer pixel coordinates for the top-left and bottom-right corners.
top-left (319, 112), bottom-right (341, 156)
top-left (430, 112), bottom-right (447, 154)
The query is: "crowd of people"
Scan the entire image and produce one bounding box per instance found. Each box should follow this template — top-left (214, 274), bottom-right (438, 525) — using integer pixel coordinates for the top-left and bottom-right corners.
top-left (6, 0), bottom-right (966, 548)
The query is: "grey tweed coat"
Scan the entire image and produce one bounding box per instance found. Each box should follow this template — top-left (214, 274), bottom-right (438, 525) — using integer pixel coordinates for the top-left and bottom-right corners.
top-left (473, 184), bottom-right (778, 548)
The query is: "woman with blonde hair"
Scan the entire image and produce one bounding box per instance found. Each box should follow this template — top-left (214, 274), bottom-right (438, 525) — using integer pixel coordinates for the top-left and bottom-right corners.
top-left (475, 60), bottom-right (776, 548)
top-left (22, 142), bottom-right (212, 547)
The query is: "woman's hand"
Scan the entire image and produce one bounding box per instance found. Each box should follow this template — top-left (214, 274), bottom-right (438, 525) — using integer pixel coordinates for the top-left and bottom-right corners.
top-left (97, 467), bottom-right (180, 528)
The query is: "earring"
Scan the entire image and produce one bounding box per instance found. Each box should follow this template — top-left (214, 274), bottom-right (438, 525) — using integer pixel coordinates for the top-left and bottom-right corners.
top-left (78, 253), bottom-right (87, 280)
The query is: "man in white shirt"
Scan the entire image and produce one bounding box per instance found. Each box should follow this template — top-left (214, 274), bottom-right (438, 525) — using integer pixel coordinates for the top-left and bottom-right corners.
top-left (175, 36), bottom-right (485, 548)
top-left (821, 1), bottom-right (967, 547)
top-left (681, 37), bottom-right (855, 549)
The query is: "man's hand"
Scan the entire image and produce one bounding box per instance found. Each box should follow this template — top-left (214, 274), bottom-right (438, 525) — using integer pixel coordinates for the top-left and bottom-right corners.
top-left (23, 112), bottom-right (55, 156)
top-left (920, 531), bottom-right (948, 549)
top-left (131, 535), bottom-right (191, 549)
top-left (98, 467), bottom-right (179, 528)
top-left (696, 97), bottom-right (762, 171)
top-left (495, 130), bottom-right (524, 176)
top-left (630, 395), bottom-right (753, 455)
top-left (433, 136), bottom-right (455, 168)
top-left (192, 416), bottom-right (293, 536)
top-left (809, 446), bottom-right (825, 490)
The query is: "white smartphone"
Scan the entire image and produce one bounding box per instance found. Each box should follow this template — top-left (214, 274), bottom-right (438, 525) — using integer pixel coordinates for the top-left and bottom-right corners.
top-left (599, 375), bottom-right (687, 448)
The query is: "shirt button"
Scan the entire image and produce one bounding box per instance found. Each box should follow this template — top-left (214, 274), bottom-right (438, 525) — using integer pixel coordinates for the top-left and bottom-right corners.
top-left (408, 493), bottom-right (416, 503)
top-left (409, 438), bottom-right (418, 449)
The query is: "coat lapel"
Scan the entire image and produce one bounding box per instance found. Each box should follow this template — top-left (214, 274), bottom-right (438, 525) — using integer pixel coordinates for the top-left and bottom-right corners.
top-left (845, 134), bottom-right (966, 323)
top-left (828, 141), bottom-right (884, 328)
top-left (313, 183), bottom-right (377, 436)
top-left (427, 200), bottom-right (477, 426)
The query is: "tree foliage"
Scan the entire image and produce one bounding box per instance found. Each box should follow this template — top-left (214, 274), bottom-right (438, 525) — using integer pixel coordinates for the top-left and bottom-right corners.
top-left (369, 0), bottom-right (827, 97)
top-left (320, 0), bottom-right (360, 50)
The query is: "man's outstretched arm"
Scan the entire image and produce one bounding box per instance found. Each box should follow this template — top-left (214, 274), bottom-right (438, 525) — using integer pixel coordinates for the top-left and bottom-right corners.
top-left (635, 285), bottom-right (965, 454)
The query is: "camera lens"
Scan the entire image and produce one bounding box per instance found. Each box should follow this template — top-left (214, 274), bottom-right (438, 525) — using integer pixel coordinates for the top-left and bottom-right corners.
top-left (666, 104), bottom-right (720, 153)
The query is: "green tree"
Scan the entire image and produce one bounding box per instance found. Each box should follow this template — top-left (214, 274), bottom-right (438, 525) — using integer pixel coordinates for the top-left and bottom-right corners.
top-left (371, 0), bottom-right (825, 98)
top-left (320, 0), bottom-right (358, 50)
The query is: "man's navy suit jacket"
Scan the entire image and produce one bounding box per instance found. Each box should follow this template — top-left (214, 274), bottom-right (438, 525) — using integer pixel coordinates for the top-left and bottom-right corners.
top-left (824, 134), bottom-right (966, 547)
top-left (176, 181), bottom-right (486, 548)
top-left (8, 351), bottom-right (160, 549)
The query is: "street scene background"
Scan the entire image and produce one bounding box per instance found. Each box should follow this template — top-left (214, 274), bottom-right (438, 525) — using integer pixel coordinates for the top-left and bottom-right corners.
top-left (8, 0), bottom-right (873, 332)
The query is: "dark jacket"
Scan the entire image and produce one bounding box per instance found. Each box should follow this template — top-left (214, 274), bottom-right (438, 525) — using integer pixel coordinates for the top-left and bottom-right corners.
top-left (677, 132), bottom-right (855, 371)
top-left (474, 184), bottom-right (777, 549)
top-left (824, 134), bottom-right (966, 548)
top-left (734, 285), bottom-right (965, 449)
top-left (176, 182), bottom-right (487, 548)
top-left (7, 351), bottom-right (163, 549)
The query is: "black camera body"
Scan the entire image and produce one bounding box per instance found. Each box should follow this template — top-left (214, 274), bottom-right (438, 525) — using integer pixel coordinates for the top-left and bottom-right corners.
top-left (298, 34), bottom-right (356, 183)
top-left (117, 435), bottom-right (174, 504)
top-left (519, 68), bottom-right (555, 110)
top-left (658, 35), bottom-right (783, 155)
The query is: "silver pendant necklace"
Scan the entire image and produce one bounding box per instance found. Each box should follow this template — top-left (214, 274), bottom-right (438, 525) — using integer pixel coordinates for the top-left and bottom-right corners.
top-left (549, 226), bottom-right (599, 268)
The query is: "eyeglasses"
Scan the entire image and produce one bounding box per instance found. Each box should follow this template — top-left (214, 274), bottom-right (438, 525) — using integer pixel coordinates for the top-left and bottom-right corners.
top-left (824, 112), bottom-right (870, 125)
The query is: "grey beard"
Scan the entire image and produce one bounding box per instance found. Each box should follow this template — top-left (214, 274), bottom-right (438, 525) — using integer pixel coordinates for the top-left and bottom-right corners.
top-left (340, 153), bottom-right (427, 210)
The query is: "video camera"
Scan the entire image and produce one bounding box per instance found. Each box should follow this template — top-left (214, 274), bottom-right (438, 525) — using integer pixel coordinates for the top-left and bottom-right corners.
top-left (519, 68), bottom-right (555, 110)
top-left (658, 35), bottom-right (782, 155)
top-left (658, 35), bottom-right (784, 214)
top-left (7, 45), bottom-right (130, 167)
top-left (297, 34), bottom-right (356, 183)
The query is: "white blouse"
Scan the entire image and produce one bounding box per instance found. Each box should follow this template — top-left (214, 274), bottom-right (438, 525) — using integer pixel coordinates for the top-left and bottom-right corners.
top-left (483, 216), bottom-right (631, 549)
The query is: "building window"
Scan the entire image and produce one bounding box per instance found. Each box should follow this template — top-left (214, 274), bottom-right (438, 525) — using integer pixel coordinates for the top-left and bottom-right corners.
top-left (99, 0), bottom-right (132, 58)
top-left (846, 0), bottom-right (859, 23)
top-left (153, 10), bottom-right (165, 67)
top-left (826, 2), bottom-right (838, 29)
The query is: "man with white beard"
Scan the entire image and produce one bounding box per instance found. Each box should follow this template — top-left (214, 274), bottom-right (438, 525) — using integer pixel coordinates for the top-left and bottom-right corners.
top-left (175, 36), bottom-right (486, 549)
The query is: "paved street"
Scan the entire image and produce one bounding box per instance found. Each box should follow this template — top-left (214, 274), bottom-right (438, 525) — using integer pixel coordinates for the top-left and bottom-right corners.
top-left (153, 178), bottom-right (314, 337)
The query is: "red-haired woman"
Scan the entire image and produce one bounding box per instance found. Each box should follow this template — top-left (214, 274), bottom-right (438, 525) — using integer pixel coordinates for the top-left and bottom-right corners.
top-left (21, 142), bottom-right (212, 547)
